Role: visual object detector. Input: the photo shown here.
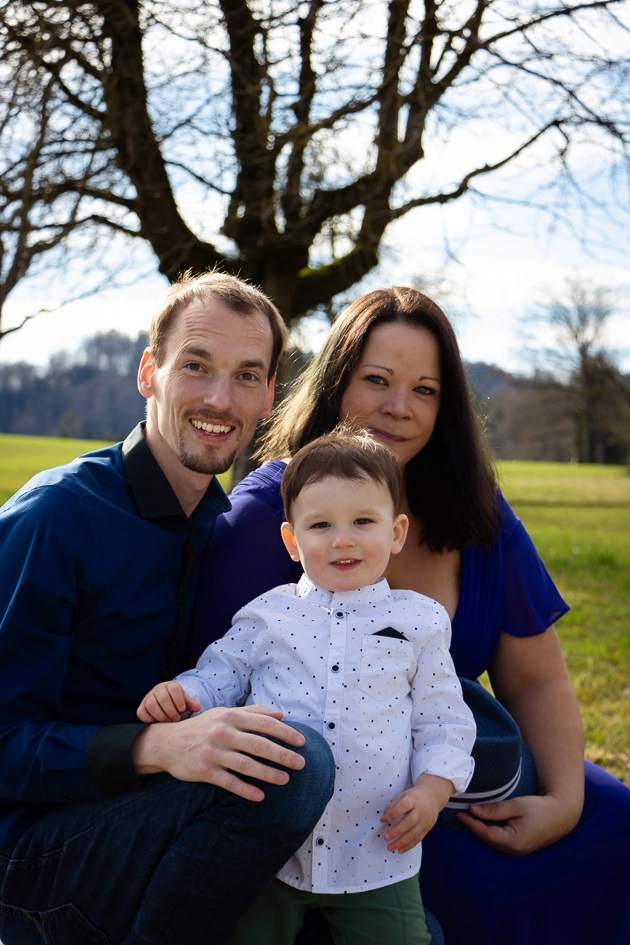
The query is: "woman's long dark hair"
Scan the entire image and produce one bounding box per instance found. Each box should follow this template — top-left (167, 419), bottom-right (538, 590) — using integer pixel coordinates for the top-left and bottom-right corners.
top-left (258, 287), bottom-right (498, 552)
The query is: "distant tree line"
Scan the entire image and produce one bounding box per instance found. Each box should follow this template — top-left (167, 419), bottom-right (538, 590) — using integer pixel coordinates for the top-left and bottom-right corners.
top-left (0, 331), bottom-right (148, 441)
top-left (1, 326), bottom-right (628, 465)
top-left (514, 281), bottom-right (630, 467)
top-left (469, 364), bottom-right (630, 467)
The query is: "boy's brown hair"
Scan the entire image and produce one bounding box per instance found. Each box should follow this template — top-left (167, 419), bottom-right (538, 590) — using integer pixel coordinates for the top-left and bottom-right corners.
top-left (281, 427), bottom-right (403, 522)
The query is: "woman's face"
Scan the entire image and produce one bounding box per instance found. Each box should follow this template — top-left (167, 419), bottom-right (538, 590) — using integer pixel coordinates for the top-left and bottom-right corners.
top-left (340, 321), bottom-right (441, 468)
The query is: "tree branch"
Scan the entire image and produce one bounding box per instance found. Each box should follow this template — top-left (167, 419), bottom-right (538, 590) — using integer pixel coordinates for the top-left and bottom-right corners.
top-left (389, 120), bottom-right (562, 220)
top-left (293, 242), bottom-right (380, 315)
top-left (1, 19), bottom-right (105, 122)
top-left (165, 161), bottom-right (232, 196)
top-left (94, 0), bottom-right (223, 277)
top-left (480, 0), bottom-right (623, 48)
top-left (74, 213), bottom-right (143, 237)
top-left (282, 0), bottom-right (325, 223)
top-left (218, 0), bottom-right (277, 252)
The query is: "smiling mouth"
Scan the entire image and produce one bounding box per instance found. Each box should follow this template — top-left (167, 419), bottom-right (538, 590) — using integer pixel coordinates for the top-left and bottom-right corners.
top-left (370, 428), bottom-right (406, 443)
top-left (190, 419), bottom-right (234, 435)
top-left (331, 558), bottom-right (361, 569)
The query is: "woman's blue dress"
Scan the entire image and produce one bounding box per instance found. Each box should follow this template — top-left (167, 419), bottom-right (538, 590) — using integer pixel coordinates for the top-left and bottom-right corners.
top-left (192, 461), bottom-right (630, 945)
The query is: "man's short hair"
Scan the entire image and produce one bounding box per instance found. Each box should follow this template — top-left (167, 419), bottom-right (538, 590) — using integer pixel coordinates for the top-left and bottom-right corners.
top-left (281, 427), bottom-right (403, 522)
top-left (150, 271), bottom-right (288, 378)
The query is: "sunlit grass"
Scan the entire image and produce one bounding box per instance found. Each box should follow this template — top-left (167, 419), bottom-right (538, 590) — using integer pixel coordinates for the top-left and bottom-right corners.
top-left (497, 460), bottom-right (630, 507)
top-left (498, 466), bottom-right (630, 785)
top-left (0, 434), bottom-right (114, 506)
top-left (0, 433), bottom-right (231, 506)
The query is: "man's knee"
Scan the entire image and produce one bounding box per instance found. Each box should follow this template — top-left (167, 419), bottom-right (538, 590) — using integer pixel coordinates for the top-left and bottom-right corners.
top-left (249, 722), bottom-right (334, 832)
top-left (288, 723), bottom-right (335, 791)
top-left (273, 723), bottom-right (335, 821)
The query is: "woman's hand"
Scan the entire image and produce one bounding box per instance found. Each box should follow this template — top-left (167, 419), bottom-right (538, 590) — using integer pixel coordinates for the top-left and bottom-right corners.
top-left (466, 627), bottom-right (585, 855)
top-left (456, 792), bottom-right (581, 856)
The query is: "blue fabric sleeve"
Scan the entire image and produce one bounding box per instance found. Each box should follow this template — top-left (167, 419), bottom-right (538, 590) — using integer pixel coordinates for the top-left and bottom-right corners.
top-left (0, 487), bottom-right (101, 803)
top-left (191, 463), bottom-right (303, 656)
top-left (500, 495), bottom-right (570, 637)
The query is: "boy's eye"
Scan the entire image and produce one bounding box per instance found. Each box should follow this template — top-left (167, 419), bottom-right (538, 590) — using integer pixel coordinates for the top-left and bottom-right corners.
top-left (310, 521), bottom-right (330, 529)
top-left (354, 518), bottom-right (374, 525)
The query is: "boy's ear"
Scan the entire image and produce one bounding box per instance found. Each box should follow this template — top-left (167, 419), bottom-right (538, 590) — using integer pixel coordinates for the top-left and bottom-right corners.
top-left (280, 522), bottom-right (300, 562)
top-left (391, 513), bottom-right (409, 556)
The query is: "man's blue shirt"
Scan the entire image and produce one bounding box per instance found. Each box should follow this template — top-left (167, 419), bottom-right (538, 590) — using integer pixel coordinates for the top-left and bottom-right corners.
top-left (0, 423), bottom-right (230, 847)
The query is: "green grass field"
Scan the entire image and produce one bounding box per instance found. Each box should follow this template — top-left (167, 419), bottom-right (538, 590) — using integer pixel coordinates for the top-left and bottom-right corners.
top-left (498, 461), bottom-right (630, 784)
top-left (0, 434), bottom-right (115, 506)
top-left (1, 436), bottom-right (628, 783)
top-left (0, 433), bottom-right (230, 506)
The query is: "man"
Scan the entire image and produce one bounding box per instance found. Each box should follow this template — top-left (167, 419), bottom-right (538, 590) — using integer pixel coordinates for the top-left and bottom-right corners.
top-left (0, 273), bottom-right (335, 945)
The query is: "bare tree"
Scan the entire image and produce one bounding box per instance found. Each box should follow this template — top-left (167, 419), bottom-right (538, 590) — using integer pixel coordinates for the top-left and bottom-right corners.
top-left (523, 280), bottom-right (630, 463)
top-left (1, 0), bottom-right (629, 339)
top-left (0, 15), bottom-right (148, 340)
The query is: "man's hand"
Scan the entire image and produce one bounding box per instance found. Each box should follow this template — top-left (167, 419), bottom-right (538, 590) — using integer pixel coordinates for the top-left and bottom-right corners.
top-left (132, 704), bottom-right (306, 802)
top-left (380, 773), bottom-right (454, 854)
top-left (456, 792), bottom-right (579, 856)
top-left (137, 681), bottom-right (201, 723)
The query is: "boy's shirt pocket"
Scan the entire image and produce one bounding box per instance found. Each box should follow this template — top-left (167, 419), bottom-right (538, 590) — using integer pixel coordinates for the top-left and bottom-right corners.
top-left (357, 634), bottom-right (415, 700)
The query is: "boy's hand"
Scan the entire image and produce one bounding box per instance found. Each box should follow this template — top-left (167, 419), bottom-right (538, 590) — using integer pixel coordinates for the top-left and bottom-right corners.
top-left (137, 681), bottom-right (201, 723)
top-left (380, 773), bottom-right (454, 854)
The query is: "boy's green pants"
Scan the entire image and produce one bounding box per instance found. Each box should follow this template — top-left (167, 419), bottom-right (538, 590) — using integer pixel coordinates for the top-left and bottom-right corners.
top-left (229, 875), bottom-right (430, 945)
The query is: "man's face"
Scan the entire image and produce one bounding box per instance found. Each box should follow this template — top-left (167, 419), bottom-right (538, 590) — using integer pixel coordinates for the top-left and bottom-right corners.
top-left (139, 299), bottom-right (275, 480)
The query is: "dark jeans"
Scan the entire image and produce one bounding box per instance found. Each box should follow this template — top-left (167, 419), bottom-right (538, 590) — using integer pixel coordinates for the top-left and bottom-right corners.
top-left (0, 723), bottom-right (334, 945)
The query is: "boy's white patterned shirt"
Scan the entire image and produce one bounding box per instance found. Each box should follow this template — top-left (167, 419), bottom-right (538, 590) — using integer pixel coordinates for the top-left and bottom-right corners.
top-left (179, 575), bottom-right (475, 894)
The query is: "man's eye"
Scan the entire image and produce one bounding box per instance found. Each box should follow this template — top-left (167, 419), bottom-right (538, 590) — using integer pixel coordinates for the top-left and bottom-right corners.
top-left (184, 362), bottom-right (204, 373)
top-left (239, 372), bottom-right (260, 383)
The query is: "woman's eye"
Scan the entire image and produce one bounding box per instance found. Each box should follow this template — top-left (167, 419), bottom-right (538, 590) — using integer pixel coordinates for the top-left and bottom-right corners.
top-left (415, 385), bottom-right (435, 395)
top-left (365, 374), bottom-right (387, 386)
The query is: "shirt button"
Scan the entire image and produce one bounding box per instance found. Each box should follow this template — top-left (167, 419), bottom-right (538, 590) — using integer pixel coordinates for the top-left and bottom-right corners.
top-left (316, 837), bottom-right (325, 846)
top-left (335, 611), bottom-right (345, 619)
top-left (331, 664), bottom-right (340, 673)
top-left (327, 721), bottom-right (336, 730)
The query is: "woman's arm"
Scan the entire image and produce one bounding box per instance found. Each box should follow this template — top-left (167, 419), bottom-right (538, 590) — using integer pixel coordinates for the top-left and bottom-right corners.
top-left (191, 463), bottom-right (302, 655)
top-left (457, 626), bottom-right (584, 855)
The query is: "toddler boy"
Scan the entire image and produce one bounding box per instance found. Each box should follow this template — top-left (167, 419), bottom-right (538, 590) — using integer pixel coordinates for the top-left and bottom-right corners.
top-left (138, 429), bottom-right (475, 945)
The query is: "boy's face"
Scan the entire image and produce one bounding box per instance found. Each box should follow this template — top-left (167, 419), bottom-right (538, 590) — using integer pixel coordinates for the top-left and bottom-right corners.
top-left (281, 475), bottom-right (408, 593)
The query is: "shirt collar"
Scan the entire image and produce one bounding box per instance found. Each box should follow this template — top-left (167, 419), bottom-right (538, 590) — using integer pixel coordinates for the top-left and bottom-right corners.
top-left (296, 574), bottom-right (392, 609)
top-left (121, 422), bottom-right (231, 523)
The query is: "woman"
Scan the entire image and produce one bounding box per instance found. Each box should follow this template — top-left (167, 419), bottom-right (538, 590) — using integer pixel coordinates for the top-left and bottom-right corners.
top-left (192, 288), bottom-right (630, 944)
